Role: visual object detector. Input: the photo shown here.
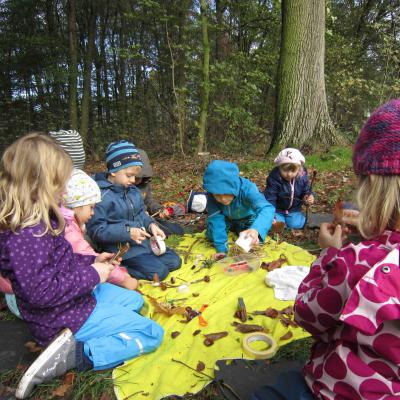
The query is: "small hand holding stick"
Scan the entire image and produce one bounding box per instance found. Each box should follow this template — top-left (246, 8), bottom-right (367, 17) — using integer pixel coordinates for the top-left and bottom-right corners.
top-left (110, 242), bottom-right (130, 263)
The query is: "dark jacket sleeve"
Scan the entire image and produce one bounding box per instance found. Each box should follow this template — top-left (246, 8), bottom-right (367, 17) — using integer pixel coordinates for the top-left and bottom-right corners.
top-left (142, 182), bottom-right (162, 215)
top-left (86, 199), bottom-right (133, 245)
top-left (299, 172), bottom-right (313, 198)
top-left (263, 173), bottom-right (281, 208)
top-left (7, 230), bottom-right (99, 308)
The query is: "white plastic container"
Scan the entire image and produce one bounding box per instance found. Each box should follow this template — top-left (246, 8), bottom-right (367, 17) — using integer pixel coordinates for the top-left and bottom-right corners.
top-left (235, 232), bottom-right (253, 253)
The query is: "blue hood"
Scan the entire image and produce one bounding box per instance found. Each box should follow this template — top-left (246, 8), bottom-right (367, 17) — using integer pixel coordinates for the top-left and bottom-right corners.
top-left (203, 160), bottom-right (240, 196)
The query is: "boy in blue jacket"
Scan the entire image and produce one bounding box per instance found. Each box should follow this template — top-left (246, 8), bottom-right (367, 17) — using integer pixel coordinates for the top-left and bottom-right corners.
top-left (86, 141), bottom-right (181, 281)
top-left (263, 148), bottom-right (314, 229)
top-left (203, 160), bottom-right (275, 255)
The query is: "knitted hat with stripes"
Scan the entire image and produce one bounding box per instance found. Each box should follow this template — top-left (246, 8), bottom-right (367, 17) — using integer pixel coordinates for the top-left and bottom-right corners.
top-left (49, 129), bottom-right (85, 169)
top-left (353, 99), bottom-right (400, 175)
top-left (106, 140), bottom-right (142, 173)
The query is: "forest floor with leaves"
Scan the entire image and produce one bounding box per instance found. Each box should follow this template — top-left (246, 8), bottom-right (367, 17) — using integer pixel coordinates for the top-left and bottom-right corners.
top-left (0, 146), bottom-right (355, 400)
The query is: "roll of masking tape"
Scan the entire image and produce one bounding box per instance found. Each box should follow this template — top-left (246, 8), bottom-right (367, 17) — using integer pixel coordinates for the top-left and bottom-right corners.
top-left (242, 332), bottom-right (278, 359)
top-left (150, 236), bottom-right (166, 256)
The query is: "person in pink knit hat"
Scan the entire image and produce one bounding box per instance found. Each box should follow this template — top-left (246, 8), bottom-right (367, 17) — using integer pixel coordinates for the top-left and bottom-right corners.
top-left (288, 98), bottom-right (400, 400)
top-left (263, 148), bottom-right (315, 229)
top-left (62, 169), bottom-right (138, 290)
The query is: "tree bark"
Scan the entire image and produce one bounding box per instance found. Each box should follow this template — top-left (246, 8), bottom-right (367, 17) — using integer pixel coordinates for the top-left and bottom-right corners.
top-left (197, 0), bottom-right (210, 154)
top-left (270, 0), bottom-right (343, 151)
top-left (67, 0), bottom-right (78, 130)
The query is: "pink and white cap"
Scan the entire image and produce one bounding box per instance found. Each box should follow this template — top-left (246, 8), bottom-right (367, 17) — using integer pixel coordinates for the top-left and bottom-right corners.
top-left (274, 148), bottom-right (305, 166)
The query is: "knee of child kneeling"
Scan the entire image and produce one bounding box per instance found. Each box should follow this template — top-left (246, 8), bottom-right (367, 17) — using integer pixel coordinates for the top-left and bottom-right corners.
top-left (157, 266), bottom-right (170, 281)
top-left (174, 255), bottom-right (182, 268)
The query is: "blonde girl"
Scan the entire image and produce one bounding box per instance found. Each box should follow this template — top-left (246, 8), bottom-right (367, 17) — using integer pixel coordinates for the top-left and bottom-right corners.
top-left (0, 133), bottom-right (163, 399)
top-left (293, 99), bottom-right (400, 399)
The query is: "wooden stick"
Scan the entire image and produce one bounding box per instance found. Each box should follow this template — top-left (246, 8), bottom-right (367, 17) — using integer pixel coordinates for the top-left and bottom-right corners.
top-left (184, 237), bottom-right (201, 263)
top-left (171, 358), bottom-right (213, 380)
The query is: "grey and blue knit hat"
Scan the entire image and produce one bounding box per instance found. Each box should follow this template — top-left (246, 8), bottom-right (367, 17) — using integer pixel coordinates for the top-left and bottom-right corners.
top-left (106, 140), bottom-right (143, 173)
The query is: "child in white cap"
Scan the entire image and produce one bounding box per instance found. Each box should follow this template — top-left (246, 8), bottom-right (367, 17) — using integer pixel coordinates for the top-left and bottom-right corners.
top-left (63, 169), bottom-right (138, 290)
top-left (263, 148), bottom-right (314, 229)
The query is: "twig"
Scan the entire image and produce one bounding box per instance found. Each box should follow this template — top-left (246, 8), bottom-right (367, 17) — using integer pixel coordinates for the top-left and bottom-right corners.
top-left (171, 358), bottom-right (214, 380)
top-left (151, 210), bottom-right (161, 218)
top-left (123, 390), bottom-right (146, 400)
top-left (184, 237), bottom-right (202, 263)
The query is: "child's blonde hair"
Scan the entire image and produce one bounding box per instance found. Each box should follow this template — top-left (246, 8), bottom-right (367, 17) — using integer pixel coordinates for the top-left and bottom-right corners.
top-left (0, 132), bottom-right (73, 235)
top-left (356, 175), bottom-right (400, 239)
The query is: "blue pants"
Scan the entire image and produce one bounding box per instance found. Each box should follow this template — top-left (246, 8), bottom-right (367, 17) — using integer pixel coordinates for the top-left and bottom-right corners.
top-left (124, 248), bottom-right (182, 281)
top-left (275, 212), bottom-right (306, 229)
top-left (250, 371), bottom-right (314, 400)
top-left (75, 283), bottom-right (164, 370)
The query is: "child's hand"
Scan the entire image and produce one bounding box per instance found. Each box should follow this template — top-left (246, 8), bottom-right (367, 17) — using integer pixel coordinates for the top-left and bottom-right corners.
top-left (95, 252), bottom-right (118, 264)
top-left (213, 252), bottom-right (226, 260)
top-left (92, 262), bottom-right (114, 283)
top-left (158, 209), bottom-right (170, 219)
top-left (241, 229), bottom-right (260, 246)
top-left (304, 194), bottom-right (315, 205)
top-left (149, 223), bottom-right (166, 240)
top-left (318, 223), bottom-right (344, 249)
top-left (130, 228), bottom-right (151, 244)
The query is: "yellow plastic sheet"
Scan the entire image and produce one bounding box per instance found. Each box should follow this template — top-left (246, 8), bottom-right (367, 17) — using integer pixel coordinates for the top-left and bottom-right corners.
top-left (113, 233), bottom-right (315, 400)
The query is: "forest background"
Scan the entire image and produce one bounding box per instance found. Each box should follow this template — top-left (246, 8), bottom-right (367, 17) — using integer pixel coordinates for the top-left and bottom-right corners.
top-left (0, 0), bottom-right (399, 157)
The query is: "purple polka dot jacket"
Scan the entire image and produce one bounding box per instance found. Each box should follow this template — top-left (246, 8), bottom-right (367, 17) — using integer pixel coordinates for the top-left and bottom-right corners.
top-left (0, 223), bottom-right (99, 346)
top-left (295, 230), bottom-right (400, 399)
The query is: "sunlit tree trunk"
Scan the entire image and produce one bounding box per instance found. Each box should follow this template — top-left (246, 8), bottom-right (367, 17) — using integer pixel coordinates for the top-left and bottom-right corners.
top-left (270, 0), bottom-right (343, 151)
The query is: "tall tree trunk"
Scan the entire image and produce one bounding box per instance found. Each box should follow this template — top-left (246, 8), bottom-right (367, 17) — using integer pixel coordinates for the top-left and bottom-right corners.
top-left (270, 0), bottom-right (343, 151)
top-left (80, 1), bottom-right (96, 144)
top-left (99, 10), bottom-right (111, 124)
top-left (67, 0), bottom-right (78, 130)
top-left (197, 0), bottom-right (210, 154)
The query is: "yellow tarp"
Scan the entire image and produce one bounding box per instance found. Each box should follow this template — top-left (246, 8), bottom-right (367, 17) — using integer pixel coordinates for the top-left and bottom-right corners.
top-left (113, 233), bottom-right (315, 400)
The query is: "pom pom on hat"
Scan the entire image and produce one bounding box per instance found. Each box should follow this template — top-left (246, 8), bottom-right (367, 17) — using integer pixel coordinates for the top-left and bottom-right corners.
top-left (106, 140), bottom-right (142, 173)
top-left (353, 98), bottom-right (400, 175)
top-left (64, 169), bottom-right (101, 209)
top-left (274, 148), bottom-right (305, 166)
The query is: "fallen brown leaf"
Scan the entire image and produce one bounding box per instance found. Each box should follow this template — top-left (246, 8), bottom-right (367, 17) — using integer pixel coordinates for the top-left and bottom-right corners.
top-left (280, 331), bottom-right (293, 341)
top-left (196, 361), bottom-right (205, 372)
top-left (52, 371), bottom-right (76, 397)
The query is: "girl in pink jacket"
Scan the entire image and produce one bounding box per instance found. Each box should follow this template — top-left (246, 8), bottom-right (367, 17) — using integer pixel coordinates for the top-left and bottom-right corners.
top-left (294, 98), bottom-right (400, 399)
top-left (63, 169), bottom-right (138, 290)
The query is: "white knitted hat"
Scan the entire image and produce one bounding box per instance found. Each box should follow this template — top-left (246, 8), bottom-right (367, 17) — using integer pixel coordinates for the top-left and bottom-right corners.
top-left (64, 169), bottom-right (101, 208)
top-left (274, 148), bottom-right (305, 166)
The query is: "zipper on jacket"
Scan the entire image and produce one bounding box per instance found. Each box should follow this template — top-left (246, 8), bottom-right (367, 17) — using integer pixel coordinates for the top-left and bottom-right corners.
top-left (125, 189), bottom-right (136, 217)
top-left (286, 179), bottom-right (295, 215)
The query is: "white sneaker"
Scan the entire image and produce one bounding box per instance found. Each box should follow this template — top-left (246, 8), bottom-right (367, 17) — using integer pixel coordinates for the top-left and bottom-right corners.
top-left (15, 328), bottom-right (76, 399)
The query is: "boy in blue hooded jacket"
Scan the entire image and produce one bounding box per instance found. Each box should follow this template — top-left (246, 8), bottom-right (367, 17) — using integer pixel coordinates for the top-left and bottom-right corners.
top-left (203, 160), bottom-right (275, 255)
top-left (86, 141), bottom-right (181, 281)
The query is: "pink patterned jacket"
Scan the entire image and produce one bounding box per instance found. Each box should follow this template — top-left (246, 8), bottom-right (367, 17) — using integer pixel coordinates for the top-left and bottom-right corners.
top-left (295, 230), bottom-right (400, 400)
